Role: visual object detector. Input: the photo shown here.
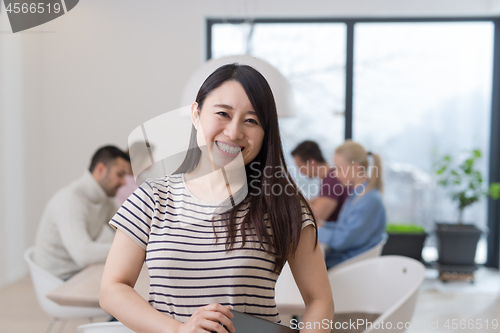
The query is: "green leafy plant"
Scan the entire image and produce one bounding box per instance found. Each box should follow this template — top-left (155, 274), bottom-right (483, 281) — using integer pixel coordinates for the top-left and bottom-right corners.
top-left (386, 223), bottom-right (425, 234)
top-left (434, 149), bottom-right (500, 223)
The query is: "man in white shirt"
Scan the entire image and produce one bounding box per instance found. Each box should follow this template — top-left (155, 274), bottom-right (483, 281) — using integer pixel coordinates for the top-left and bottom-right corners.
top-left (34, 145), bottom-right (130, 279)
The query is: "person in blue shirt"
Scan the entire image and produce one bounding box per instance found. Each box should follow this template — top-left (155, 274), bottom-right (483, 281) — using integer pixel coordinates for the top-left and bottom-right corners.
top-left (318, 140), bottom-right (387, 269)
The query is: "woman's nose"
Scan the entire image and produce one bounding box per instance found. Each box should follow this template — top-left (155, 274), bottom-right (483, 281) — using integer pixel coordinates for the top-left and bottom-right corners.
top-left (224, 120), bottom-right (244, 140)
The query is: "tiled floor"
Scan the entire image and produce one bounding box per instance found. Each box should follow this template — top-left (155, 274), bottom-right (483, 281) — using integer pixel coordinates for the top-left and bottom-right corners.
top-left (406, 267), bottom-right (500, 333)
top-left (0, 268), bottom-right (499, 333)
top-left (407, 291), bottom-right (499, 333)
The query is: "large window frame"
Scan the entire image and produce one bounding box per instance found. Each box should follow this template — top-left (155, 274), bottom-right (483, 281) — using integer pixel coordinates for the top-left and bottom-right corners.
top-left (207, 17), bottom-right (500, 269)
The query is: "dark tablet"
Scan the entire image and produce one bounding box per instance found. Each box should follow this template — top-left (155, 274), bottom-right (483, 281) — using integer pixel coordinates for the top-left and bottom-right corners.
top-left (229, 310), bottom-right (299, 333)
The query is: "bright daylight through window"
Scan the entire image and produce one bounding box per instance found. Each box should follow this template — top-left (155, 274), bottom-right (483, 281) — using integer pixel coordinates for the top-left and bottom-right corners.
top-left (211, 21), bottom-right (494, 263)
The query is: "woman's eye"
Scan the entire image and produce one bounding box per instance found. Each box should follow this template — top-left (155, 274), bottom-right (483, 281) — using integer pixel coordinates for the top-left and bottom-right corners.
top-left (246, 118), bottom-right (259, 125)
top-left (217, 111), bottom-right (230, 118)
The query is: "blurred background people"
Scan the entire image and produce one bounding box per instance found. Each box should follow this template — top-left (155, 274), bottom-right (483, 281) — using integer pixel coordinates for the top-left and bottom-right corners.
top-left (114, 147), bottom-right (138, 206)
top-left (292, 140), bottom-right (347, 224)
top-left (34, 145), bottom-right (130, 280)
top-left (318, 140), bottom-right (387, 269)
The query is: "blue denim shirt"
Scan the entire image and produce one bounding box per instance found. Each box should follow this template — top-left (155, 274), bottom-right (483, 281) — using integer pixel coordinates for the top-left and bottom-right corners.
top-left (318, 182), bottom-right (387, 269)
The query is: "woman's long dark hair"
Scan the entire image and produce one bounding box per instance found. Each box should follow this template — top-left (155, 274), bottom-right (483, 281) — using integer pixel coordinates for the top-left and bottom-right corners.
top-left (175, 63), bottom-right (316, 274)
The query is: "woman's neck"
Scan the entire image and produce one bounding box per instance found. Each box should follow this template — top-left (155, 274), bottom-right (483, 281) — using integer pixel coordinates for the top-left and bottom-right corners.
top-left (352, 176), bottom-right (368, 190)
top-left (184, 154), bottom-right (247, 201)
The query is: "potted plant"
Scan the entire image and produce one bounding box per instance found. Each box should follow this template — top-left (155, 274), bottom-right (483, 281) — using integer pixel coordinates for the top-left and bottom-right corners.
top-left (433, 149), bottom-right (500, 266)
top-left (382, 223), bottom-right (427, 262)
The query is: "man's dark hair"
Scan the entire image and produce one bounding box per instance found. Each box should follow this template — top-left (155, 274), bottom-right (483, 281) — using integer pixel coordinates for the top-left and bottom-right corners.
top-left (291, 140), bottom-right (326, 163)
top-left (89, 145), bottom-right (130, 173)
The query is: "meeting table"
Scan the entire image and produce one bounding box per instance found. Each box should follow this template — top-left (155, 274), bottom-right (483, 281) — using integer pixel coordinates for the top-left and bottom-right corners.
top-left (46, 261), bottom-right (307, 318)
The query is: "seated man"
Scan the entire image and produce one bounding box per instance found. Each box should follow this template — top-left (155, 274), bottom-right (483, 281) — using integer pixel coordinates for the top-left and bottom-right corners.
top-left (34, 145), bottom-right (130, 279)
top-left (291, 140), bottom-right (347, 224)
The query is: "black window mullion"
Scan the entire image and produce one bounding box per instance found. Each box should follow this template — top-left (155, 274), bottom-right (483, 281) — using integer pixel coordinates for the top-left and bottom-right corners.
top-left (486, 19), bottom-right (500, 269)
top-left (345, 21), bottom-right (354, 140)
top-left (206, 20), bottom-right (213, 60)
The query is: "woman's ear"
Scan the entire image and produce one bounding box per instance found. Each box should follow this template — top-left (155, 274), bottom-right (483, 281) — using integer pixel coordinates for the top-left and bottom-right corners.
top-left (354, 163), bottom-right (364, 177)
top-left (191, 102), bottom-right (200, 130)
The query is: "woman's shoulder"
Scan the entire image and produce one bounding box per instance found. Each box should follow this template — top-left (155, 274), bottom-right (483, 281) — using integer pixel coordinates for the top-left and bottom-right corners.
top-left (299, 200), bottom-right (316, 229)
top-left (355, 188), bottom-right (384, 209)
top-left (366, 188), bottom-right (383, 200)
top-left (142, 173), bottom-right (184, 190)
top-left (125, 174), bottom-right (186, 205)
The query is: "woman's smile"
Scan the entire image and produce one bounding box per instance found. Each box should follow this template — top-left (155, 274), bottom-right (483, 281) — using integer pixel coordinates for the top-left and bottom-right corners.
top-left (215, 140), bottom-right (244, 156)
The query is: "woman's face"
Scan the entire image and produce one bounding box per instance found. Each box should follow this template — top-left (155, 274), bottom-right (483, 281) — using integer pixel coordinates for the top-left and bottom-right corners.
top-left (191, 80), bottom-right (265, 168)
top-left (333, 153), bottom-right (354, 185)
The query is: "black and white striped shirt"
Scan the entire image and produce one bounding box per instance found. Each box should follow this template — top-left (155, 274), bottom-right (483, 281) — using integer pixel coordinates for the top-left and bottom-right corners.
top-left (110, 173), bottom-right (314, 323)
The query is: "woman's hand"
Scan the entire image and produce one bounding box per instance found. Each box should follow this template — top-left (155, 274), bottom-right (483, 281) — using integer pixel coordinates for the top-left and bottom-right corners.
top-left (176, 304), bottom-right (236, 333)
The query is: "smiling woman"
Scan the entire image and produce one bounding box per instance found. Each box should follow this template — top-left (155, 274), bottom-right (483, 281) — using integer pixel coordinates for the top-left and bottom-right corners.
top-left (192, 80), bottom-right (264, 168)
top-left (99, 63), bottom-right (334, 333)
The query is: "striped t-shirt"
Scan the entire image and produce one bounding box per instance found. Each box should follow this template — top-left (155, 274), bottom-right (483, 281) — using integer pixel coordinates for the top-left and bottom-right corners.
top-left (109, 173), bottom-right (314, 323)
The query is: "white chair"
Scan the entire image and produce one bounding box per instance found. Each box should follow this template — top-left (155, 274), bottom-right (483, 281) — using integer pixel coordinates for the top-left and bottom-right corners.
top-left (24, 247), bottom-right (108, 333)
top-left (78, 322), bottom-right (135, 333)
top-left (327, 238), bottom-right (387, 272)
top-left (329, 255), bottom-right (425, 333)
top-left (275, 241), bottom-right (385, 319)
top-left (275, 243), bottom-right (330, 320)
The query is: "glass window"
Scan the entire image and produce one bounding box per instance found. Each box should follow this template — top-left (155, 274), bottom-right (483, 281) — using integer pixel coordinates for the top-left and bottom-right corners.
top-left (353, 22), bottom-right (494, 262)
top-left (211, 20), bottom-right (495, 263)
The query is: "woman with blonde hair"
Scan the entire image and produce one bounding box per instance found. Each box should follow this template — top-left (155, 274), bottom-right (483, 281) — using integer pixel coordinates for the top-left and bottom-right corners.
top-left (318, 140), bottom-right (386, 269)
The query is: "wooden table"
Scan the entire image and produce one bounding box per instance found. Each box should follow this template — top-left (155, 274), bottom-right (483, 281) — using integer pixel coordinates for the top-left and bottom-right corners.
top-left (46, 263), bottom-right (305, 317)
top-left (46, 246), bottom-right (327, 316)
top-left (46, 263), bottom-right (150, 307)
top-left (46, 263), bottom-right (304, 315)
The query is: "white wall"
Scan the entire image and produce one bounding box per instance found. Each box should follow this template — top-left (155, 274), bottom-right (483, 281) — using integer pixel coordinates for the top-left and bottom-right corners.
top-left (0, 2), bottom-right (26, 287)
top-left (1, 0), bottom-right (500, 288)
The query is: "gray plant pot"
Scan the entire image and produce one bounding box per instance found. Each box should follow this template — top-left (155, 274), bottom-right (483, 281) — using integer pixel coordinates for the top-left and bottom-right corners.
top-left (381, 233), bottom-right (427, 262)
top-left (435, 222), bottom-right (483, 266)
